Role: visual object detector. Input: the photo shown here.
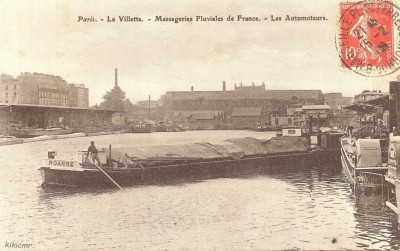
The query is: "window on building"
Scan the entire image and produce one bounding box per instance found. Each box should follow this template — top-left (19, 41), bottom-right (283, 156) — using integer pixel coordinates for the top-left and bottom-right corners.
top-left (5, 85), bottom-right (8, 91)
top-left (14, 85), bottom-right (16, 90)
top-left (13, 92), bottom-right (16, 97)
top-left (5, 92), bottom-right (8, 98)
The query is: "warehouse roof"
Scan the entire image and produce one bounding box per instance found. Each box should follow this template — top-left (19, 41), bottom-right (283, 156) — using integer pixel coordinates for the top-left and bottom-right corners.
top-left (162, 89), bottom-right (324, 102)
top-left (0, 103), bottom-right (120, 112)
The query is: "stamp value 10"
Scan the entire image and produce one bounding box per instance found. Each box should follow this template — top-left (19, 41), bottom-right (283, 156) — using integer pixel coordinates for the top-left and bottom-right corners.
top-left (337, 1), bottom-right (400, 77)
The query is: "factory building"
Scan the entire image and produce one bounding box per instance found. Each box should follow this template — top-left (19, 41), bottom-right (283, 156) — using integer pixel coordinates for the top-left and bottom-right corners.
top-left (159, 81), bottom-right (325, 128)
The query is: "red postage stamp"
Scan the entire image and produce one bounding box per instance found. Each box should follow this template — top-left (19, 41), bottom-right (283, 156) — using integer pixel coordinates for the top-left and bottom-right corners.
top-left (338, 1), bottom-right (398, 76)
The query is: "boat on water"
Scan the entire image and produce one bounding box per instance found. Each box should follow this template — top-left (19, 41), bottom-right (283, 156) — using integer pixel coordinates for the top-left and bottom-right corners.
top-left (131, 124), bottom-right (153, 133)
top-left (340, 129), bottom-right (388, 189)
top-left (0, 135), bottom-right (23, 146)
top-left (131, 121), bottom-right (154, 133)
top-left (155, 121), bottom-right (184, 132)
top-left (12, 126), bottom-right (74, 138)
top-left (39, 135), bottom-right (340, 188)
top-left (254, 122), bottom-right (277, 132)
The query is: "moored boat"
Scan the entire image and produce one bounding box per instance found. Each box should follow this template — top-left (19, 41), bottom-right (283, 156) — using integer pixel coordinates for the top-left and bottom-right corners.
top-left (0, 135), bottom-right (23, 146)
top-left (12, 126), bottom-right (74, 138)
top-left (254, 122), bottom-right (276, 132)
top-left (39, 136), bottom-right (337, 189)
top-left (340, 134), bottom-right (388, 189)
top-left (131, 123), bottom-right (153, 133)
top-left (155, 121), bottom-right (184, 132)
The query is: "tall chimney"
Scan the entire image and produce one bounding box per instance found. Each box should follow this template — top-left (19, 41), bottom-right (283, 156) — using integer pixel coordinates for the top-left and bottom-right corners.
top-left (115, 68), bottom-right (118, 87)
top-left (223, 81), bottom-right (226, 91)
top-left (191, 86), bottom-right (194, 92)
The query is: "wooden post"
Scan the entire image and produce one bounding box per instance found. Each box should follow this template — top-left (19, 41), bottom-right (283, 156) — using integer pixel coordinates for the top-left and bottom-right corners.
top-left (389, 81), bottom-right (400, 133)
top-left (108, 144), bottom-right (112, 167)
top-left (148, 95), bottom-right (151, 120)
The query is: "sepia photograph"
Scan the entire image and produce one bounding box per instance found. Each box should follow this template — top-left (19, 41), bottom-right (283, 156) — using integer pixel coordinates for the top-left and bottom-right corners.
top-left (2, 0), bottom-right (400, 250)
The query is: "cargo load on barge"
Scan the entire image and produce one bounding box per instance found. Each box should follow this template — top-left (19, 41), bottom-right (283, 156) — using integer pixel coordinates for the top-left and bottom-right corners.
top-left (39, 135), bottom-right (339, 188)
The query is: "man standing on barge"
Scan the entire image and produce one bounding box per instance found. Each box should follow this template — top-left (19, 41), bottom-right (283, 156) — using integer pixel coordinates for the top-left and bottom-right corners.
top-left (86, 141), bottom-right (102, 166)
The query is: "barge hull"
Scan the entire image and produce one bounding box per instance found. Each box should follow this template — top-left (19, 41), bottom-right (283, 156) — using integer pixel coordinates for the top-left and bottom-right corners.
top-left (40, 150), bottom-right (337, 188)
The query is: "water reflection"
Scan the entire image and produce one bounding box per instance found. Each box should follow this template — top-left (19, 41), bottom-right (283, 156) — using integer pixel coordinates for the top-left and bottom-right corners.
top-left (352, 189), bottom-right (400, 250)
top-left (1, 131), bottom-right (400, 250)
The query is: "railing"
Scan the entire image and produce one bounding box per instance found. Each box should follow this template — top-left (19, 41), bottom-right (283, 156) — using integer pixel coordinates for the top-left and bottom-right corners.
top-left (357, 171), bottom-right (387, 187)
top-left (78, 151), bottom-right (108, 165)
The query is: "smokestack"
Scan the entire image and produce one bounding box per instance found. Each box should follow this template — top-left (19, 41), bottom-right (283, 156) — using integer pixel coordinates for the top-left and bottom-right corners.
top-left (223, 81), bottom-right (226, 91)
top-left (115, 68), bottom-right (118, 87)
top-left (191, 86), bottom-right (194, 92)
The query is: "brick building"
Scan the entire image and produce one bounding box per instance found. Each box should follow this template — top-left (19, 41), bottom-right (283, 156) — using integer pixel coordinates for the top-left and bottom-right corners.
top-left (160, 82), bottom-right (324, 116)
top-left (188, 110), bottom-right (222, 130)
top-left (0, 72), bottom-right (89, 108)
top-left (231, 107), bottom-right (263, 129)
top-left (323, 93), bottom-right (352, 110)
top-left (0, 74), bottom-right (21, 104)
top-left (354, 90), bottom-right (386, 103)
top-left (159, 82), bottom-right (324, 129)
top-left (69, 84), bottom-right (89, 108)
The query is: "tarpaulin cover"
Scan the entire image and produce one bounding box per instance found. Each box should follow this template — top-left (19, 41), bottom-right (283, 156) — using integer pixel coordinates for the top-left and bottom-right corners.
top-left (226, 137), bottom-right (310, 155)
top-left (109, 136), bottom-right (310, 162)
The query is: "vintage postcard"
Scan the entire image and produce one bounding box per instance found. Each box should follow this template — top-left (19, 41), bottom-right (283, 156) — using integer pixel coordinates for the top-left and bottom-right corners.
top-left (2, 0), bottom-right (400, 250)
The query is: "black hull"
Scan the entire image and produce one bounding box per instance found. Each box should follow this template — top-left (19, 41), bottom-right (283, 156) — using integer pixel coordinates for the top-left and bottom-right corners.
top-left (131, 127), bottom-right (153, 133)
top-left (254, 128), bottom-right (275, 132)
top-left (341, 147), bottom-right (356, 185)
top-left (340, 142), bottom-right (387, 189)
top-left (0, 139), bottom-right (23, 146)
top-left (12, 129), bottom-right (74, 138)
top-left (40, 149), bottom-right (340, 188)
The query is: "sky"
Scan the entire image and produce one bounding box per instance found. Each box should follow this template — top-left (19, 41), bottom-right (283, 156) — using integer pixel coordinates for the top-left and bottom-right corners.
top-left (0, 0), bottom-right (396, 105)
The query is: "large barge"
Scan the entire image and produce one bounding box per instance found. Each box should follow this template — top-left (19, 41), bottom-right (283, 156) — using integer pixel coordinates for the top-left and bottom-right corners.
top-left (340, 135), bottom-right (388, 189)
top-left (13, 126), bottom-right (74, 138)
top-left (39, 133), bottom-right (341, 189)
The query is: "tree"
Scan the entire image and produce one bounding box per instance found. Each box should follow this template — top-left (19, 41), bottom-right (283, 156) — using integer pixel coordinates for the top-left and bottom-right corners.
top-left (99, 85), bottom-right (128, 111)
top-left (99, 68), bottom-right (134, 111)
top-left (124, 98), bottom-right (135, 111)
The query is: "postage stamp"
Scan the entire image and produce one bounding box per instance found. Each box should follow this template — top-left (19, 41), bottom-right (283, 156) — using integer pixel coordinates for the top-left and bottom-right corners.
top-left (337, 1), bottom-right (400, 77)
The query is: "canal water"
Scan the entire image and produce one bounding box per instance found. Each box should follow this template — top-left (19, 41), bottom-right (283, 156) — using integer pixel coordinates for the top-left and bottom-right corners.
top-left (1, 130), bottom-right (400, 250)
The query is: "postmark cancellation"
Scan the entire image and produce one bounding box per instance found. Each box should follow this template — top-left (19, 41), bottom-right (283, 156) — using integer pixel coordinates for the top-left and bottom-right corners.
top-left (337, 1), bottom-right (400, 76)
